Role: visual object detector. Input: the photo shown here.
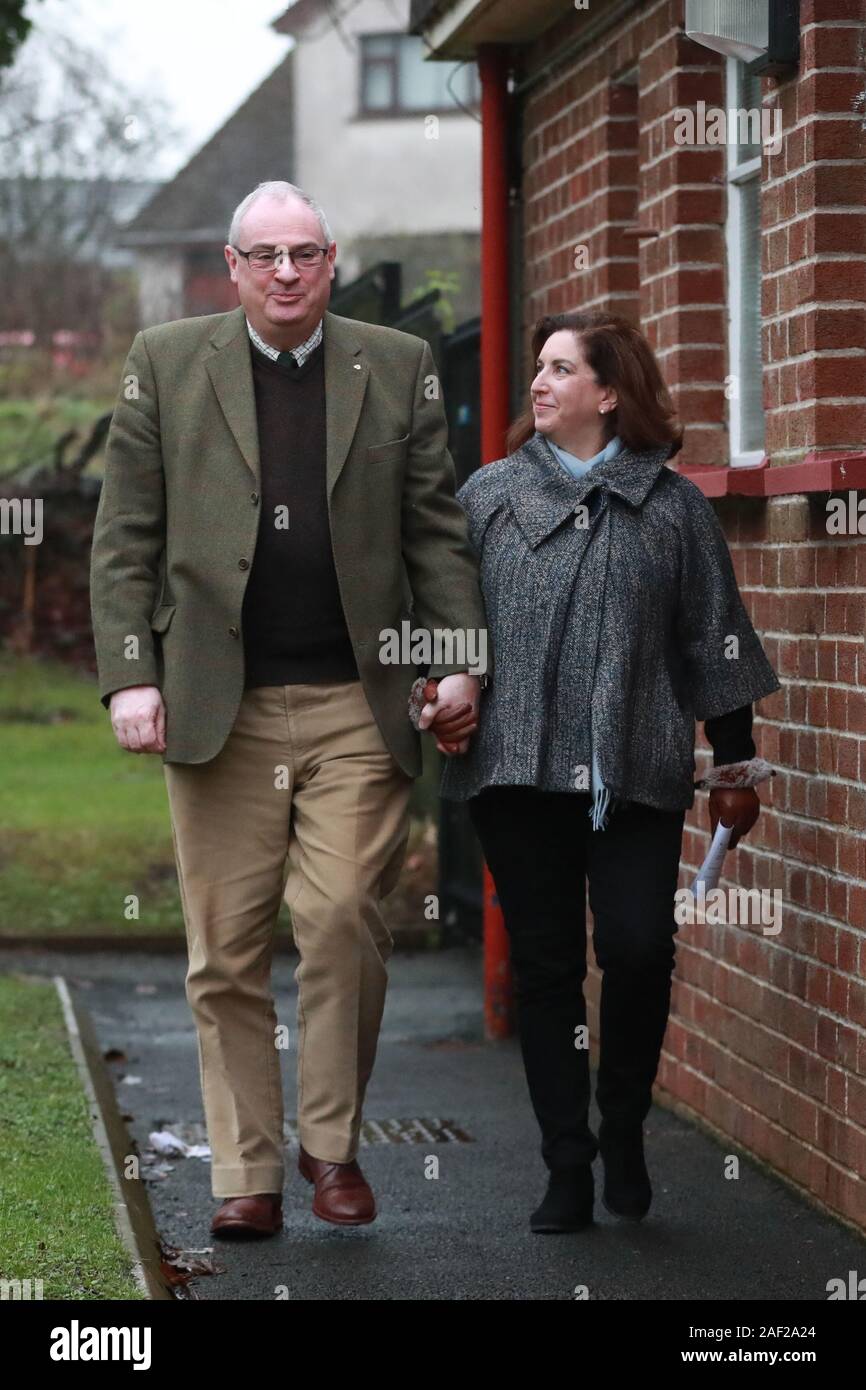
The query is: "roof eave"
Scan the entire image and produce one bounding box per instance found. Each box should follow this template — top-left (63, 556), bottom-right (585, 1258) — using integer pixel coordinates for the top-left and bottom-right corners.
top-left (409, 0), bottom-right (577, 60)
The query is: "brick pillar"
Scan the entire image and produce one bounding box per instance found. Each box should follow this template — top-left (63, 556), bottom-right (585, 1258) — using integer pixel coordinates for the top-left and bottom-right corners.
top-left (763, 0), bottom-right (866, 463)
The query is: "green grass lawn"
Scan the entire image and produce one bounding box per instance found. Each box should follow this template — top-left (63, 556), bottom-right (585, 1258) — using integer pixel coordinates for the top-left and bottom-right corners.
top-left (0, 652), bottom-right (441, 940)
top-left (0, 652), bottom-right (184, 937)
top-left (0, 974), bottom-right (145, 1300)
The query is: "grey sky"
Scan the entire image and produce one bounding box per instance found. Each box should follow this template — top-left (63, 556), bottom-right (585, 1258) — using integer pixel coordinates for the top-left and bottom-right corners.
top-left (24, 0), bottom-right (291, 178)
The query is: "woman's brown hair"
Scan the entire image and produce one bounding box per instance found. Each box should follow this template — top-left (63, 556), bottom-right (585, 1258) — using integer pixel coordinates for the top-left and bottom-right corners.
top-left (505, 310), bottom-right (684, 459)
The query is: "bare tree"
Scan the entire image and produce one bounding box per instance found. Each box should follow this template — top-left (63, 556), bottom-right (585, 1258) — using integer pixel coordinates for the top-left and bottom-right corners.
top-left (0, 0), bottom-right (34, 72)
top-left (0, 21), bottom-right (175, 344)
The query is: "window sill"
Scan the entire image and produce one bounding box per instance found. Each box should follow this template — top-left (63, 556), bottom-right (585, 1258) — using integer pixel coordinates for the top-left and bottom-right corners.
top-left (350, 106), bottom-right (480, 122)
top-left (675, 452), bottom-right (866, 497)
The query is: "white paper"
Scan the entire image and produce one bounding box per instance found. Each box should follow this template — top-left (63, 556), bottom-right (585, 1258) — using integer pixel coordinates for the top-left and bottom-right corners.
top-left (149, 1129), bottom-right (211, 1160)
top-left (689, 821), bottom-right (733, 895)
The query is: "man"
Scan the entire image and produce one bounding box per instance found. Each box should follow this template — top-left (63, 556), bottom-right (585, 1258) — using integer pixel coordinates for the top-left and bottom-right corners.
top-left (90, 180), bottom-right (486, 1237)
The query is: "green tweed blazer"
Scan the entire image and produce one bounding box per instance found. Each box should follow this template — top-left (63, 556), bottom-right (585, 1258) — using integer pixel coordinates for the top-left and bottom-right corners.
top-left (89, 305), bottom-right (488, 777)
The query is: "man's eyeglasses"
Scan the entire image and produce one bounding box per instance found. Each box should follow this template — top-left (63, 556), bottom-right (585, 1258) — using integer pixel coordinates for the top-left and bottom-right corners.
top-left (232, 244), bottom-right (330, 272)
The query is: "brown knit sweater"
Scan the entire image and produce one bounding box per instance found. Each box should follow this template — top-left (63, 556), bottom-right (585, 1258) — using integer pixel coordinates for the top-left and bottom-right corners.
top-left (241, 339), bottom-right (359, 687)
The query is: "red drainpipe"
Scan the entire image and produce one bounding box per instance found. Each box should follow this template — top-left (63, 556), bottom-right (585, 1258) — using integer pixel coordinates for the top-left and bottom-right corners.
top-left (477, 44), bottom-right (513, 1041)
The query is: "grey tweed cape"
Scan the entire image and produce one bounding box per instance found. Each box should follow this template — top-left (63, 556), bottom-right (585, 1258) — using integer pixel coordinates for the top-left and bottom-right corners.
top-left (439, 430), bottom-right (781, 815)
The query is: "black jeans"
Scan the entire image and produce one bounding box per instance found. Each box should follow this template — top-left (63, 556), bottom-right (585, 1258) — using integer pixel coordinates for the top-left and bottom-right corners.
top-left (467, 785), bottom-right (686, 1171)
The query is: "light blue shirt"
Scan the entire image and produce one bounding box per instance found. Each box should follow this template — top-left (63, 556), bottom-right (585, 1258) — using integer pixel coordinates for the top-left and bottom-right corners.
top-left (542, 432), bottom-right (624, 829)
top-left (547, 432), bottom-right (623, 479)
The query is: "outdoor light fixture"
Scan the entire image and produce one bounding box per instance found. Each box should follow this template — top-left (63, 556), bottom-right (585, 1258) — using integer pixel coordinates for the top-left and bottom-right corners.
top-left (685, 0), bottom-right (800, 76)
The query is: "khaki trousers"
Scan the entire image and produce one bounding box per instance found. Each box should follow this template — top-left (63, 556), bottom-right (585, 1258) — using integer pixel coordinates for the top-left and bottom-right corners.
top-left (164, 679), bottom-right (414, 1198)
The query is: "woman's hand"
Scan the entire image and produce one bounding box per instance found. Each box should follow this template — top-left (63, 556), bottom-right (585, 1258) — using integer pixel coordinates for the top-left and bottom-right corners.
top-left (417, 675), bottom-right (480, 755)
top-left (709, 787), bottom-right (760, 848)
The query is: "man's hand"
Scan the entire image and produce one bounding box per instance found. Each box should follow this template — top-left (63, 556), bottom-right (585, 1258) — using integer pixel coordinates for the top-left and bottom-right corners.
top-left (110, 685), bottom-right (166, 754)
top-left (709, 787), bottom-right (760, 849)
top-left (417, 673), bottom-right (480, 756)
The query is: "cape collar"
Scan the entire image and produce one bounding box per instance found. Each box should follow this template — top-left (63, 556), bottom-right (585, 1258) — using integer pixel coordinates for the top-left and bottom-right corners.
top-left (505, 430), bottom-right (673, 549)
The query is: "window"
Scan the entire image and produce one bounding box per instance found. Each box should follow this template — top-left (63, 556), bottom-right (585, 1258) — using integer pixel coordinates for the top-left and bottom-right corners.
top-left (725, 57), bottom-right (765, 466)
top-left (359, 33), bottom-right (479, 115)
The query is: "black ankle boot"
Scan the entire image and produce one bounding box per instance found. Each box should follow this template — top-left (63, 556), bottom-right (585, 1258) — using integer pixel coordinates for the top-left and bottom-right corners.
top-left (599, 1119), bottom-right (651, 1221)
top-left (530, 1165), bottom-right (594, 1233)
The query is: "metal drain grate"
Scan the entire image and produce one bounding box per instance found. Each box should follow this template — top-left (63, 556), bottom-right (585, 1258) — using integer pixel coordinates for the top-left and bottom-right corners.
top-left (155, 1118), bottom-right (476, 1150)
top-left (284, 1118), bottom-right (474, 1145)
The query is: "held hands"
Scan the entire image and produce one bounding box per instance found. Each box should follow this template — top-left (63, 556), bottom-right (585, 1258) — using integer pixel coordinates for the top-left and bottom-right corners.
top-left (110, 685), bottom-right (166, 754)
top-left (115, 674), bottom-right (482, 758)
top-left (417, 673), bottom-right (480, 756)
top-left (709, 787), bottom-right (760, 849)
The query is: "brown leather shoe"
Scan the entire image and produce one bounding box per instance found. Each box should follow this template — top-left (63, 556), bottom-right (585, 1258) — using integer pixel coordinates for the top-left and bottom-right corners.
top-left (211, 1192), bottom-right (283, 1239)
top-left (298, 1145), bottom-right (376, 1225)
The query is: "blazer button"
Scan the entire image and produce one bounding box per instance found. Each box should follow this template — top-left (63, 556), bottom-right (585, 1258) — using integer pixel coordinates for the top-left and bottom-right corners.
top-left (238, 558), bottom-right (249, 570)
top-left (228, 626), bottom-right (239, 638)
top-left (250, 492), bottom-right (259, 504)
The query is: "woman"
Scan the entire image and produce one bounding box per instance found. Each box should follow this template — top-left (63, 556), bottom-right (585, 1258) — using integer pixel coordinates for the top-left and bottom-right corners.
top-left (429, 311), bottom-right (781, 1233)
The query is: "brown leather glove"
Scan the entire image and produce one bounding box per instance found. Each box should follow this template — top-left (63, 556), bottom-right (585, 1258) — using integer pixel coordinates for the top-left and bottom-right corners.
top-left (709, 787), bottom-right (760, 849)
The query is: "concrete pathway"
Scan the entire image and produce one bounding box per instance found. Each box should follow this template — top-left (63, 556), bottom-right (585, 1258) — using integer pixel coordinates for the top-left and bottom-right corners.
top-left (3, 945), bottom-right (864, 1301)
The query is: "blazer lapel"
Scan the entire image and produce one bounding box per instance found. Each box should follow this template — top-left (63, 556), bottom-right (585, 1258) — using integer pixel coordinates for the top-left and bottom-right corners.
top-left (323, 310), bottom-right (369, 498)
top-left (204, 305), bottom-right (370, 495)
top-left (205, 306), bottom-right (260, 486)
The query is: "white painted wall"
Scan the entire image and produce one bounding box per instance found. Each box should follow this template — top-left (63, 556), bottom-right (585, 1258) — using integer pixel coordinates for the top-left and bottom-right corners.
top-left (137, 251), bottom-right (185, 327)
top-left (290, 0), bottom-right (481, 282)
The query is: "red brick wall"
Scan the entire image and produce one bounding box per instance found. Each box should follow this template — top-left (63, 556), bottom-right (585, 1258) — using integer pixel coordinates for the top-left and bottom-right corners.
top-left (519, 0), bottom-right (866, 1229)
top-left (763, 2), bottom-right (866, 460)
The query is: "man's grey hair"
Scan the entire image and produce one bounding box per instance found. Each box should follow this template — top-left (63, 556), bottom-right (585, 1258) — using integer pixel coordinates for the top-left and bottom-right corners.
top-left (228, 181), bottom-right (333, 247)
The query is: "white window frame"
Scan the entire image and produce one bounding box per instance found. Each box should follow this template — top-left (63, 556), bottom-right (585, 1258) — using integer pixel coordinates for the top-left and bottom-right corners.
top-left (724, 56), bottom-right (766, 468)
